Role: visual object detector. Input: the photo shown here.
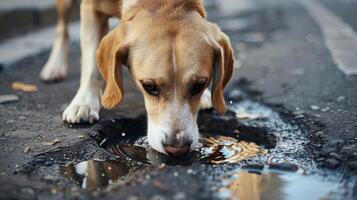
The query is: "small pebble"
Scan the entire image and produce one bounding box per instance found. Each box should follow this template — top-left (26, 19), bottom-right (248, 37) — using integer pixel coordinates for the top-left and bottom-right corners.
top-left (173, 192), bottom-right (186, 200)
top-left (5, 119), bottom-right (15, 124)
top-left (294, 115), bottom-right (304, 119)
top-left (23, 146), bottom-right (31, 154)
top-left (44, 175), bottom-right (57, 181)
top-left (150, 195), bottom-right (165, 200)
top-left (315, 131), bottom-right (324, 137)
top-left (268, 162), bottom-right (299, 172)
top-left (187, 169), bottom-right (194, 174)
top-left (317, 157), bottom-right (325, 162)
top-left (337, 96), bottom-right (346, 102)
top-left (51, 188), bottom-right (57, 194)
top-left (329, 152), bottom-right (342, 161)
top-left (325, 158), bottom-right (340, 169)
top-left (241, 164), bottom-right (264, 171)
top-left (321, 107), bottom-right (329, 112)
top-left (0, 95), bottom-right (19, 104)
top-left (293, 110), bottom-right (305, 115)
top-left (127, 196), bottom-right (139, 200)
top-left (21, 188), bottom-right (35, 195)
top-left (42, 138), bottom-right (61, 146)
top-left (310, 105), bottom-right (319, 110)
top-left (145, 175), bottom-right (151, 180)
top-left (173, 172), bottom-right (178, 176)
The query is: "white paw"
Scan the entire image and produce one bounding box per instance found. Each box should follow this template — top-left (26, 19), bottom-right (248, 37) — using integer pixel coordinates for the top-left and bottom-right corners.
top-left (39, 64), bottom-right (67, 82)
top-left (62, 90), bottom-right (100, 124)
top-left (200, 89), bottom-right (212, 109)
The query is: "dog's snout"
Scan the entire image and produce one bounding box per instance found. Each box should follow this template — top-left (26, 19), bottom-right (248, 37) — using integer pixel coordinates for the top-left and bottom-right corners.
top-left (164, 145), bottom-right (190, 156)
top-left (163, 133), bottom-right (191, 156)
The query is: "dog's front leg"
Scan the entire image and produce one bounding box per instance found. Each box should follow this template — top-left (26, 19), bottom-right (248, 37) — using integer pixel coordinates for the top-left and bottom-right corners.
top-left (63, 2), bottom-right (109, 123)
top-left (40, 0), bottom-right (75, 82)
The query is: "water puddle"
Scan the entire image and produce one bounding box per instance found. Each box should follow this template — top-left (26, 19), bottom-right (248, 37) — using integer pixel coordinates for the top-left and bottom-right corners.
top-left (219, 169), bottom-right (341, 200)
top-left (61, 89), bottom-right (345, 198)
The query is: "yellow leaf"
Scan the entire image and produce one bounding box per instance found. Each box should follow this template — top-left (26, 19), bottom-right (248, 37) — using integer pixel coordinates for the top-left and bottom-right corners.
top-left (11, 82), bottom-right (38, 92)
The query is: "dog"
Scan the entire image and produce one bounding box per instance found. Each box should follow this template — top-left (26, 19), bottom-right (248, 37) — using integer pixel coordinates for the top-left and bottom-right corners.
top-left (40, 0), bottom-right (234, 156)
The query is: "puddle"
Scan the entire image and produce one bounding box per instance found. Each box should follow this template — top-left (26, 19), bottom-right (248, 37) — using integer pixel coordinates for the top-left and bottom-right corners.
top-left (63, 160), bottom-right (135, 192)
top-left (62, 161), bottom-right (342, 198)
top-left (61, 89), bottom-right (345, 198)
top-left (219, 169), bottom-right (341, 200)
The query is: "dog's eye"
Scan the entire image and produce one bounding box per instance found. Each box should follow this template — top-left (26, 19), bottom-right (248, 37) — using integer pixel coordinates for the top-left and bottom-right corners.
top-left (190, 80), bottom-right (207, 96)
top-left (141, 82), bottom-right (160, 97)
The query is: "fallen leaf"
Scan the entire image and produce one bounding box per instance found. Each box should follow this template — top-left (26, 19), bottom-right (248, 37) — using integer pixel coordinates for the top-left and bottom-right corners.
top-left (11, 82), bottom-right (38, 92)
top-left (42, 138), bottom-right (61, 146)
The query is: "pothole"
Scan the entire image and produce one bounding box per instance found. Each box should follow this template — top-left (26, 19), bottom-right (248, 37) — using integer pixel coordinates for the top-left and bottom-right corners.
top-left (60, 89), bottom-right (345, 198)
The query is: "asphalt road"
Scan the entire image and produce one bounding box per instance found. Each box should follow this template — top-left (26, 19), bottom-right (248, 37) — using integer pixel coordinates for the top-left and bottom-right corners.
top-left (0, 0), bottom-right (356, 199)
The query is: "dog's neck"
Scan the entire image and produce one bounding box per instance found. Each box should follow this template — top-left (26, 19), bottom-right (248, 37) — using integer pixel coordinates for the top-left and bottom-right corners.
top-left (121, 0), bottom-right (206, 20)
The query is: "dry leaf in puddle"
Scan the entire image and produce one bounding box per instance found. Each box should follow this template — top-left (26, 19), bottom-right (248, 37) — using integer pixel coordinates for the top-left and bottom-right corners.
top-left (11, 82), bottom-right (38, 92)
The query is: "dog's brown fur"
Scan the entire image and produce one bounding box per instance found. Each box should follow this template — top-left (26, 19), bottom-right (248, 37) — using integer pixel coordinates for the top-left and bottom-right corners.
top-left (43, 0), bottom-right (234, 154)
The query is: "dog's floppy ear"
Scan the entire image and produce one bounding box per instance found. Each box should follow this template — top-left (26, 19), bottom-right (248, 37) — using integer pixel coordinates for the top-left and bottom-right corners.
top-left (211, 32), bottom-right (234, 114)
top-left (96, 27), bottom-right (128, 109)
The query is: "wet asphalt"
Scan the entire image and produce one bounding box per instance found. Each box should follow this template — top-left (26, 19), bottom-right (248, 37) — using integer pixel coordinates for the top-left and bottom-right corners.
top-left (0, 0), bottom-right (357, 199)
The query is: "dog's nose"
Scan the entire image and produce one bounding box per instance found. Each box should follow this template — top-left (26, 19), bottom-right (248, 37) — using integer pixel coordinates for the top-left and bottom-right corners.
top-left (163, 133), bottom-right (191, 156)
top-left (164, 144), bottom-right (190, 156)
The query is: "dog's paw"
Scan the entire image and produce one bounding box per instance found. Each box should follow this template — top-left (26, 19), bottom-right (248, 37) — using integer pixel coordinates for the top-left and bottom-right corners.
top-left (62, 91), bottom-right (100, 124)
top-left (200, 89), bottom-right (212, 109)
top-left (39, 63), bottom-right (67, 82)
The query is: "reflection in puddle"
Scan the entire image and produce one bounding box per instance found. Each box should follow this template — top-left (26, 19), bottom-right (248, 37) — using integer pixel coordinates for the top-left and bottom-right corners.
top-left (63, 160), bottom-right (341, 199)
top-left (63, 133), bottom-right (268, 191)
top-left (220, 170), bottom-right (340, 200)
top-left (105, 134), bottom-right (267, 165)
top-left (63, 160), bottom-right (135, 191)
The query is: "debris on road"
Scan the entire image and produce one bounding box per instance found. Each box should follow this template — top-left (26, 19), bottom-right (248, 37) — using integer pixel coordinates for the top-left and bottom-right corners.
top-left (310, 105), bottom-right (320, 111)
top-left (42, 138), bottom-right (61, 146)
top-left (23, 146), bottom-right (31, 154)
top-left (11, 82), bottom-right (38, 92)
top-left (268, 162), bottom-right (299, 172)
top-left (337, 96), bottom-right (346, 102)
top-left (0, 94), bottom-right (19, 104)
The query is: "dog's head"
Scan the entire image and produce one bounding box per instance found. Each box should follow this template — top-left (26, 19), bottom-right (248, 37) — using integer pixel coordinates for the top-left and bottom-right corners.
top-left (97, 0), bottom-right (234, 156)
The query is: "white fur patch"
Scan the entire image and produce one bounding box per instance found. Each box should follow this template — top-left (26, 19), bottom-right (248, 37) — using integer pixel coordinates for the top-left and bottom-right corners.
top-left (122, 0), bottom-right (139, 12)
top-left (39, 23), bottom-right (69, 81)
top-left (62, 7), bottom-right (103, 124)
top-left (146, 43), bottom-right (199, 153)
top-left (147, 101), bottom-right (199, 154)
top-left (200, 89), bottom-right (213, 109)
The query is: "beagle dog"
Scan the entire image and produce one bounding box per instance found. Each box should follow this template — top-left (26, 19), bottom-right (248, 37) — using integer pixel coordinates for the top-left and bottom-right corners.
top-left (40, 0), bottom-right (234, 156)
